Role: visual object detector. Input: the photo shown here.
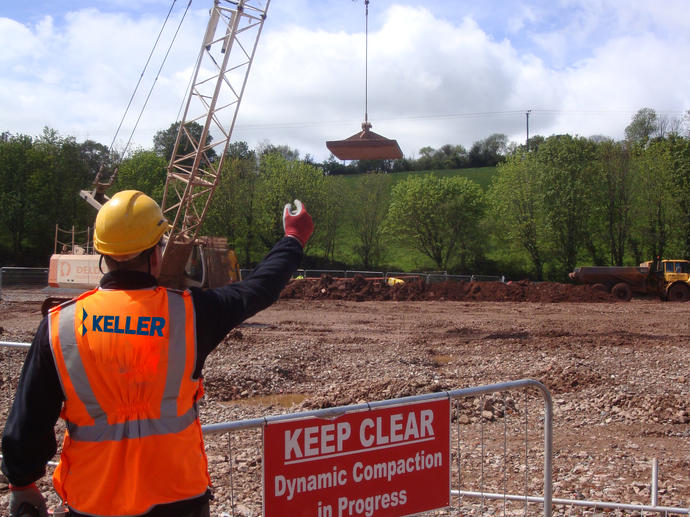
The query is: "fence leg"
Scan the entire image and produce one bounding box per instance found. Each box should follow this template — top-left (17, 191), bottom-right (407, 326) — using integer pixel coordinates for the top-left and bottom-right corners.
top-left (456, 400), bottom-right (462, 511)
top-left (503, 393), bottom-right (508, 517)
top-left (524, 389), bottom-right (529, 516)
top-left (228, 433), bottom-right (235, 516)
top-left (651, 458), bottom-right (658, 507)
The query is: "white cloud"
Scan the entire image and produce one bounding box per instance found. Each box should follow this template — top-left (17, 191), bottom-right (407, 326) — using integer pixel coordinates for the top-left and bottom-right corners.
top-left (546, 33), bottom-right (690, 140)
top-left (0, 2), bottom-right (688, 161)
top-left (241, 5), bottom-right (562, 157)
top-left (584, 0), bottom-right (690, 37)
top-left (506, 4), bottom-right (538, 34)
top-left (0, 18), bottom-right (41, 62)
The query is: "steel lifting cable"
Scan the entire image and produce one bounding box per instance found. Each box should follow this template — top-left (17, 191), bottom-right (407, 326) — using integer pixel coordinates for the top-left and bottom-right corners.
top-left (109, 0), bottom-right (177, 156)
top-left (121, 0), bottom-right (192, 159)
top-left (110, 0), bottom-right (192, 160)
top-left (364, 0), bottom-right (369, 126)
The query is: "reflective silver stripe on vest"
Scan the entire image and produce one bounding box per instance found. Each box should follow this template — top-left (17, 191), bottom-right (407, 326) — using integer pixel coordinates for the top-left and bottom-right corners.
top-left (54, 290), bottom-right (197, 442)
top-left (161, 292), bottom-right (186, 418)
top-left (57, 303), bottom-right (109, 432)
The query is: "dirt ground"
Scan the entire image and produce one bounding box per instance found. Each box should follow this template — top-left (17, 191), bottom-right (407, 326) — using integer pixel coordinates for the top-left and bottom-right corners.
top-left (0, 279), bottom-right (688, 516)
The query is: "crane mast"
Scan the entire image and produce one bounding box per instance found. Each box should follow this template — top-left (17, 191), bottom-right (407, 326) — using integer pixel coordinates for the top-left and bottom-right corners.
top-left (158, 0), bottom-right (269, 288)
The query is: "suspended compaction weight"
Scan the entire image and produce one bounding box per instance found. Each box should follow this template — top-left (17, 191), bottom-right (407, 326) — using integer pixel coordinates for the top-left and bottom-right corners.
top-left (326, 0), bottom-right (402, 161)
top-left (326, 121), bottom-right (403, 160)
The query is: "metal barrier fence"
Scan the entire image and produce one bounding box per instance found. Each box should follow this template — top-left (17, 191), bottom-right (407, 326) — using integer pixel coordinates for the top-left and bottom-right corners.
top-left (1, 266), bottom-right (503, 297)
top-left (202, 379), bottom-right (554, 516)
top-left (0, 267), bottom-right (49, 301)
top-left (238, 268), bottom-right (504, 284)
top-left (0, 267), bottom-right (49, 288)
top-left (199, 380), bottom-right (688, 516)
top-left (0, 358), bottom-right (687, 516)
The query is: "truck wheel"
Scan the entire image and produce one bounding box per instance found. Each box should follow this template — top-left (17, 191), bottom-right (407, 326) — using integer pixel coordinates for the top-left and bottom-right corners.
top-left (611, 282), bottom-right (632, 301)
top-left (667, 283), bottom-right (690, 302)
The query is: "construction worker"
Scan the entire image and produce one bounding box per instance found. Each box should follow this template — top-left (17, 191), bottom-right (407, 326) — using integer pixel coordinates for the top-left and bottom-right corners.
top-left (1, 190), bottom-right (314, 517)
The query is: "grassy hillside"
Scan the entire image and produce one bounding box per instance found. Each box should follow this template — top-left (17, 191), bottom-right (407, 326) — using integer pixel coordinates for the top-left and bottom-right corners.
top-left (318, 166), bottom-right (497, 271)
top-left (338, 166), bottom-right (497, 192)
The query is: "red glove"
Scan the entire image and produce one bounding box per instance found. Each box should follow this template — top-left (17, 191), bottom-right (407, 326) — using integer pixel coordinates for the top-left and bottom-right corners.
top-left (9, 483), bottom-right (48, 517)
top-left (283, 199), bottom-right (313, 247)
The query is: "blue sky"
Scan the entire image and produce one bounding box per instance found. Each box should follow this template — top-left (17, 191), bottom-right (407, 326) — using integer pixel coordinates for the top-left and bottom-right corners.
top-left (1, 0), bottom-right (689, 160)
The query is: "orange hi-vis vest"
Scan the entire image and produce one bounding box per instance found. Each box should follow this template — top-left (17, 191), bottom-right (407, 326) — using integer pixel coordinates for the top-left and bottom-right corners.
top-left (48, 287), bottom-right (210, 516)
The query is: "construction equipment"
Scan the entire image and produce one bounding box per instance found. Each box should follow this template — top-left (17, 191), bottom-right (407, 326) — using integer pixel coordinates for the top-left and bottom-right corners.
top-left (48, 0), bottom-right (269, 293)
top-left (569, 258), bottom-right (690, 301)
top-left (325, 0), bottom-right (402, 161)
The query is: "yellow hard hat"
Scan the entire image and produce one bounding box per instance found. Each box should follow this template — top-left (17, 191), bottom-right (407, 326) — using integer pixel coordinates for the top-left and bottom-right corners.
top-left (94, 190), bottom-right (170, 258)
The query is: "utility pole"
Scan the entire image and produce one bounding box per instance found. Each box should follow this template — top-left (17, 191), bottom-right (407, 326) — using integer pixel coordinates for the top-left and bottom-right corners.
top-left (526, 109), bottom-right (531, 150)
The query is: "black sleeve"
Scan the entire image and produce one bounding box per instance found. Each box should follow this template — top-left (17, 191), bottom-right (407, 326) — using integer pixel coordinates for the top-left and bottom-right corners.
top-left (1, 319), bottom-right (63, 486)
top-left (190, 237), bottom-right (303, 376)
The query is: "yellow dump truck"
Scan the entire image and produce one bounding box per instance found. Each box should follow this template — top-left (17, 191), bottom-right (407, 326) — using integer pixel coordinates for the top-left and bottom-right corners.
top-left (569, 259), bottom-right (690, 301)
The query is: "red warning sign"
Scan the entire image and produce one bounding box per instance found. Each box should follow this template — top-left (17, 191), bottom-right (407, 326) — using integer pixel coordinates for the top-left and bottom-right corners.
top-left (263, 398), bottom-right (450, 517)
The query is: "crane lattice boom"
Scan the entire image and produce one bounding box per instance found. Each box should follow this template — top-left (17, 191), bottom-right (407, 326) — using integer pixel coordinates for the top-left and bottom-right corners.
top-left (159, 0), bottom-right (269, 287)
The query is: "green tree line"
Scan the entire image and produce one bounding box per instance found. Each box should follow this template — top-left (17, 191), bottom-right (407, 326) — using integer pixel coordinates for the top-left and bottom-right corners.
top-left (2, 109), bottom-right (690, 281)
top-left (322, 132), bottom-right (510, 175)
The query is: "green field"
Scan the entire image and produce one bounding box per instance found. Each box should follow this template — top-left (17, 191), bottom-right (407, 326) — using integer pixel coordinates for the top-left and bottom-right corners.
top-left (338, 166), bottom-right (497, 192)
top-left (320, 166), bottom-right (497, 271)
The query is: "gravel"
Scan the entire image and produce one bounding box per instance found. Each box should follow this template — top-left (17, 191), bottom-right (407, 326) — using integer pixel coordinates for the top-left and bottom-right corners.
top-left (0, 283), bottom-right (688, 515)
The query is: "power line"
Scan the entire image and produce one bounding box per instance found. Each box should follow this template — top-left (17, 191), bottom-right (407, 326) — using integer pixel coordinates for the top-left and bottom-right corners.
top-left (234, 108), bottom-right (687, 131)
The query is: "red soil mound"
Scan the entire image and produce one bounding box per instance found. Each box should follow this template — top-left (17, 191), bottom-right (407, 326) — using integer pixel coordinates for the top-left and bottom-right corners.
top-left (280, 275), bottom-right (617, 302)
